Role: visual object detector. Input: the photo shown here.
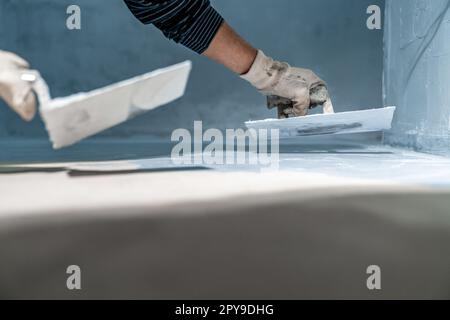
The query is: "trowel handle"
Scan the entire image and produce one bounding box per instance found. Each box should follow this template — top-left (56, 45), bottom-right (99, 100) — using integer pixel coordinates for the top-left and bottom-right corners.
top-left (21, 70), bottom-right (52, 107)
top-left (266, 95), bottom-right (292, 119)
top-left (267, 94), bottom-right (335, 118)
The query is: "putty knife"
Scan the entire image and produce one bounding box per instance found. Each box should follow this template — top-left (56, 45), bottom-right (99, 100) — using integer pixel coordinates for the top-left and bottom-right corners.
top-left (245, 107), bottom-right (396, 137)
top-left (26, 61), bottom-right (192, 149)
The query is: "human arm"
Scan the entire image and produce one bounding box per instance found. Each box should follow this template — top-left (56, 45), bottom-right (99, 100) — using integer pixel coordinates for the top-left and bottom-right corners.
top-left (203, 24), bottom-right (334, 116)
top-left (124, 0), bottom-right (333, 117)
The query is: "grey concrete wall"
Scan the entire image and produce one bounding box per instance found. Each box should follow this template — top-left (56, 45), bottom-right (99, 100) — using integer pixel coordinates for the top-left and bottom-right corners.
top-left (0, 0), bottom-right (384, 142)
top-left (384, 0), bottom-right (450, 154)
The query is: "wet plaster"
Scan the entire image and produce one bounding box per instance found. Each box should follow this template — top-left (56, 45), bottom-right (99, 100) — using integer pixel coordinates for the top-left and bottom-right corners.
top-left (2, 137), bottom-right (450, 188)
top-left (384, 0), bottom-right (450, 153)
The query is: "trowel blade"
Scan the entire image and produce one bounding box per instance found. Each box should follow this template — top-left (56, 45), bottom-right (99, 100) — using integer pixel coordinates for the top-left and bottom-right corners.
top-left (245, 107), bottom-right (396, 137)
top-left (40, 61), bottom-right (192, 149)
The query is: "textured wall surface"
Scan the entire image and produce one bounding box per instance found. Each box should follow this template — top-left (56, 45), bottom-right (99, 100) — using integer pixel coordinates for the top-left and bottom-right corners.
top-left (0, 0), bottom-right (384, 142)
top-left (384, 0), bottom-right (450, 153)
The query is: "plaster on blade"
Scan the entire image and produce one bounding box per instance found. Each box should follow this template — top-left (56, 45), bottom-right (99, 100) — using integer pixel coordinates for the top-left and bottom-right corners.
top-left (31, 61), bottom-right (191, 149)
top-left (245, 107), bottom-right (396, 137)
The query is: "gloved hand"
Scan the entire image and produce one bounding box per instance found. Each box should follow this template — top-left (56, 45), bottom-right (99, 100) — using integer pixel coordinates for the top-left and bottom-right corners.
top-left (241, 50), bottom-right (334, 118)
top-left (0, 50), bottom-right (37, 121)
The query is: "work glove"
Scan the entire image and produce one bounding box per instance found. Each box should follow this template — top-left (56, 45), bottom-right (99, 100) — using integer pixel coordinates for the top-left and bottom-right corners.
top-left (0, 50), bottom-right (37, 121)
top-left (241, 50), bottom-right (334, 118)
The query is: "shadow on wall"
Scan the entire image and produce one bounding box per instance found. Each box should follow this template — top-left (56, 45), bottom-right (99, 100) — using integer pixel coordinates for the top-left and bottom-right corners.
top-left (0, 0), bottom-right (384, 140)
top-left (384, 0), bottom-right (450, 154)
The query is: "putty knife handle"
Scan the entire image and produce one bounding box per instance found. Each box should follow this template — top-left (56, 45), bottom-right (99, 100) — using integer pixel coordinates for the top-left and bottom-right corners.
top-left (323, 98), bottom-right (335, 114)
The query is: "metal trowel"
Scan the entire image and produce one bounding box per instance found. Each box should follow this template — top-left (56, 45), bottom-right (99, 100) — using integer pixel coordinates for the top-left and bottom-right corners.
top-left (23, 61), bottom-right (192, 149)
top-left (246, 86), bottom-right (396, 137)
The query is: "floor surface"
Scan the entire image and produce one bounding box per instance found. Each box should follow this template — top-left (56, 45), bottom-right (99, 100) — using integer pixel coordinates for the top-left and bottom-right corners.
top-left (1, 137), bottom-right (450, 298)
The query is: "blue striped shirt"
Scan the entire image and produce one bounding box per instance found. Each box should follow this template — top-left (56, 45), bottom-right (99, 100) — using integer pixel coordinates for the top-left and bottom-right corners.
top-left (123, 0), bottom-right (224, 54)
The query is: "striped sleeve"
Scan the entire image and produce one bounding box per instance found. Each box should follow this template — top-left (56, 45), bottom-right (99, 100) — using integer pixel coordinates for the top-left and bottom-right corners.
top-left (123, 0), bottom-right (224, 54)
